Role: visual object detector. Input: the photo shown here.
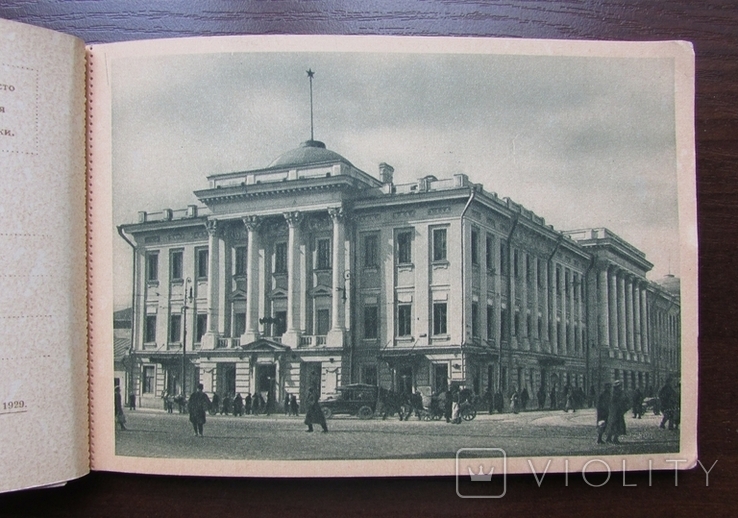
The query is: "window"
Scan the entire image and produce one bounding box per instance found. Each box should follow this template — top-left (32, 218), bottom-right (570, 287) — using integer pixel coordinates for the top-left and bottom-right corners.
top-left (143, 366), bottom-right (156, 394)
top-left (197, 249), bottom-right (208, 279)
top-left (274, 242), bottom-right (287, 274)
top-left (170, 250), bottom-right (183, 281)
top-left (526, 255), bottom-right (531, 281)
top-left (144, 315), bottom-right (157, 343)
top-left (316, 238), bottom-right (331, 269)
top-left (471, 228), bottom-right (479, 265)
top-left (433, 303), bottom-right (447, 335)
top-left (526, 314), bottom-right (532, 336)
top-left (234, 246), bottom-right (247, 276)
top-left (363, 234), bottom-right (378, 268)
top-left (196, 314), bottom-right (207, 343)
top-left (169, 314), bottom-right (182, 343)
top-left (471, 303), bottom-right (479, 337)
top-left (514, 249), bottom-right (519, 278)
top-left (486, 304), bottom-right (494, 340)
top-left (397, 304), bottom-right (412, 337)
top-left (362, 365), bottom-right (378, 386)
top-left (501, 308), bottom-right (509, 339)
top-left (364, 306), bottom-right (378, 339)
top-left (316, 309), bottom-right (330, 336)
top-left (397, 231), bottom-right (412, 264)
top-left (146, 253), bottom-right (159, 282)
top-left (486, 234), bottom-right (494, 270)
top-left (432, 228), bottom-right (447, 262)
top-left (233, 312), bottom-right (246, 337)
top-left (273, 311), bottom-right (287, 336)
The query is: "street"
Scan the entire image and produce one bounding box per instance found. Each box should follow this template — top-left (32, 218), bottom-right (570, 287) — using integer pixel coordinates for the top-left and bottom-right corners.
top-left (115, 408), bottom-right (679, 460)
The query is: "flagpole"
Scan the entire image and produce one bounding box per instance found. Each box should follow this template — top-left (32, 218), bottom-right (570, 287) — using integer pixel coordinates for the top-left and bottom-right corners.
top-left (307, 69), bottom-right (315, 141)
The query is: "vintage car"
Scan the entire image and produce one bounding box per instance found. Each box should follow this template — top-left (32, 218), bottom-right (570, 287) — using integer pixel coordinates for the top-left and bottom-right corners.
top-left (319, 383), bottom-right (378, 419)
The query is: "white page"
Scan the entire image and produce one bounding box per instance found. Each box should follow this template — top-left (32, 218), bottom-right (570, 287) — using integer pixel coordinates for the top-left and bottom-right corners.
top-left (0, 18), bottom-right (88, 493)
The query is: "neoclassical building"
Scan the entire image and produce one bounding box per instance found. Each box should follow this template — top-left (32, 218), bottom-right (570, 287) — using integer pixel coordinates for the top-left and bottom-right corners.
top-left (119, 139), bottom-right (681, 409)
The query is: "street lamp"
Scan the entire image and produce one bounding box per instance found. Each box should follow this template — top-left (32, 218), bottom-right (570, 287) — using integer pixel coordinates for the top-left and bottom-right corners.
top-left (182, 277), bottom-right (192, 399)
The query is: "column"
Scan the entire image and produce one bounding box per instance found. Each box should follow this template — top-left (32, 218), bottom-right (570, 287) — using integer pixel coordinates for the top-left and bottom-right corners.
top-left (560, 268), bottom-right (568, 355)
top-left (531, 255), bottom-right (540, 350)
top-left (241, 216), bottom-right (261, 344)
top-left (626, 275), bottom-right (635, 352)
top-left (608, 267), bottom-right (619, 349)
top-left (202, 219), bottom-right (220, 350)
top-left (541, 259), bottom-right (549, 352)
top-left (520, 251), bottom-right (528, 349)
top-left (327, 207), bottom-right (346, 347)
top-left (577, 275), bottom-right (585, 356)
top-left (634, 281), bottom-right (642, 353)
top-left (283, 211), bottom-right (303, 347)
top-left (598, 264), bottom-right (610, 347)
top-left (568, 270), bottom-right (575, 354)
top-left (617, 271), bottom-right (626, 351)
top-left (550, 263), bottom-right (558, 354)
top-left (640, 285), bottom-right (649, 356)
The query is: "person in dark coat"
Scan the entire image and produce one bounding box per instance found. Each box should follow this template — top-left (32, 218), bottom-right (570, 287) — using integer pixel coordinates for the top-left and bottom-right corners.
top-left (520, 387), bottom-right (530, 411)
top-left (114, 386), bottom-right (127, 430)
top-left (549, 387), bottom-right (557, 410)
top-left (221, 393), bottom-right (232, 415)
top-left (631, 387), bottom-right (644, 419)
top-left (443, 388), bottom-right (453, 423)
top-left (605, 380), bottom-right (629, 443)
top-left (493, 390), bottom-right (504, 414)
top-left (284, 394), bottom-right (291, 415)
top-left (244, 392), bottom-right (252, 415)
top-left (210, 393), bottom-right (220, 416)
top-left (290, 393), bottom-right (299, 416)
top-left (128, 391), bottom-right (136, 411)
top-left (659, 379), bottom-right (677, 429)
top-left (304, 387), bottom-right (328, 432)
top-left (188, 383), bottom-right (211, 437)
top-left (537, 386), bottom-right (546, 409)
top-left (233, 393), bottom-right (244, 416)
top-left (596, 384), bottom-right (611, 444)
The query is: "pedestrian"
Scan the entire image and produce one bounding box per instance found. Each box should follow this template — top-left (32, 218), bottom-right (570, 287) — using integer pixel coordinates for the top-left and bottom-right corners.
top-left (304, 387), bottom-right (328, 433)
top-left (244, 392), bottom-right (252, 415)
top-left (210, 392), bottom-right (220, 415)
top-left (520, 387), bottom-right (529, 411)
top-left (233, 392), bottom-right (244, 416)
top-left (564, 390), bottom-right (575, 413)
top-left (284, 393), bottom-right (291, 415)
top-left (631, 387), bottom-right (644, 419)
top-left (604, 380), bottom-right (629, 444)
top-left (128, 391), bottom-right (136, 411)
top-left (493, 389), bottom-right (504, 414)
top-left (290, 393), bottom-right (299, 416)
top-left (549, 386), bottom-right (557, 410)
top-left (451, 388), bottom-right (462, 424)
top-left (537, 386), bottom-right (546, 409)
top-left (188, 383), bottom-right (211, 437)
top-left (658, 379), bottom-right (676, 430)
top-left (443, 388), bottom-right (453, 423)
top-left (510, 387), bottom-right (520, 414)
top-left (114, 386), bottom-right (127, 430)
top-left (596, 383), bottom-right (611, 444)
top-left (221, 393), bottom-right (231, 415)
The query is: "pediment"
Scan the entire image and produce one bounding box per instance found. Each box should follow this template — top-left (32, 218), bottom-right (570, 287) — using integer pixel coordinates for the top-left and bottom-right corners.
top-left (240, 338), bottom-right (291, 353)
top-left (231, 288), bottom-right (247, 300)
top-left (269, 288), bottom-right (288, 299)
top-left (308, 284), bottom-right (333, 297)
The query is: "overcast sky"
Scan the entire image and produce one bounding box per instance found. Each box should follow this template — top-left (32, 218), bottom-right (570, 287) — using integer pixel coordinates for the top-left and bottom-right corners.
top-left (111, 47), bottom-right (680, 309)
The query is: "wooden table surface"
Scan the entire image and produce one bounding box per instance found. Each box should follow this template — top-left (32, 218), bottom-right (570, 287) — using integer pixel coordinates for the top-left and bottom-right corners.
top-left (0, 2), bottom-right (736, 516)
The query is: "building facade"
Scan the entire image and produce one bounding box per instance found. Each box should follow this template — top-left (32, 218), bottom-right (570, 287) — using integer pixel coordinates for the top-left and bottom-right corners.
top-left (119, 139), bottom-right (681, 409)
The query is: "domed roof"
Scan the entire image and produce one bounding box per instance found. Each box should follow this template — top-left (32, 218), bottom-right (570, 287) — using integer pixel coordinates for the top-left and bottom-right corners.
top-left (267, 140), bottom-right (353, 169)
top-left (656, 274), bottom-right (680, 297)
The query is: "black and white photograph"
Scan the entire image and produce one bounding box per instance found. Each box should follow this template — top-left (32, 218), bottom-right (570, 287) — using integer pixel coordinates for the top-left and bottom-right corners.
top-left (108, 36), bottom-right (696, 475)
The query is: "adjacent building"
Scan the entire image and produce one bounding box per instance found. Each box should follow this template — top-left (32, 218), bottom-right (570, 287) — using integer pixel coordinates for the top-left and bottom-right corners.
top-left (119, 139), bottom-right (681, 409)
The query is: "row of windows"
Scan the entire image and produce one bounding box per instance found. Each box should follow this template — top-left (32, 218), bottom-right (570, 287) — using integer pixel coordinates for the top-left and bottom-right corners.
top-left (146, 238), bottom-right (335, 283)
top-left (144, 313), bottom-right (208, 344)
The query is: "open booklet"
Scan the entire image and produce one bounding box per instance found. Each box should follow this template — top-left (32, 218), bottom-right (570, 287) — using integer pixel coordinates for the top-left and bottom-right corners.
top-left (0, 17), bottom-right (697, 493)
